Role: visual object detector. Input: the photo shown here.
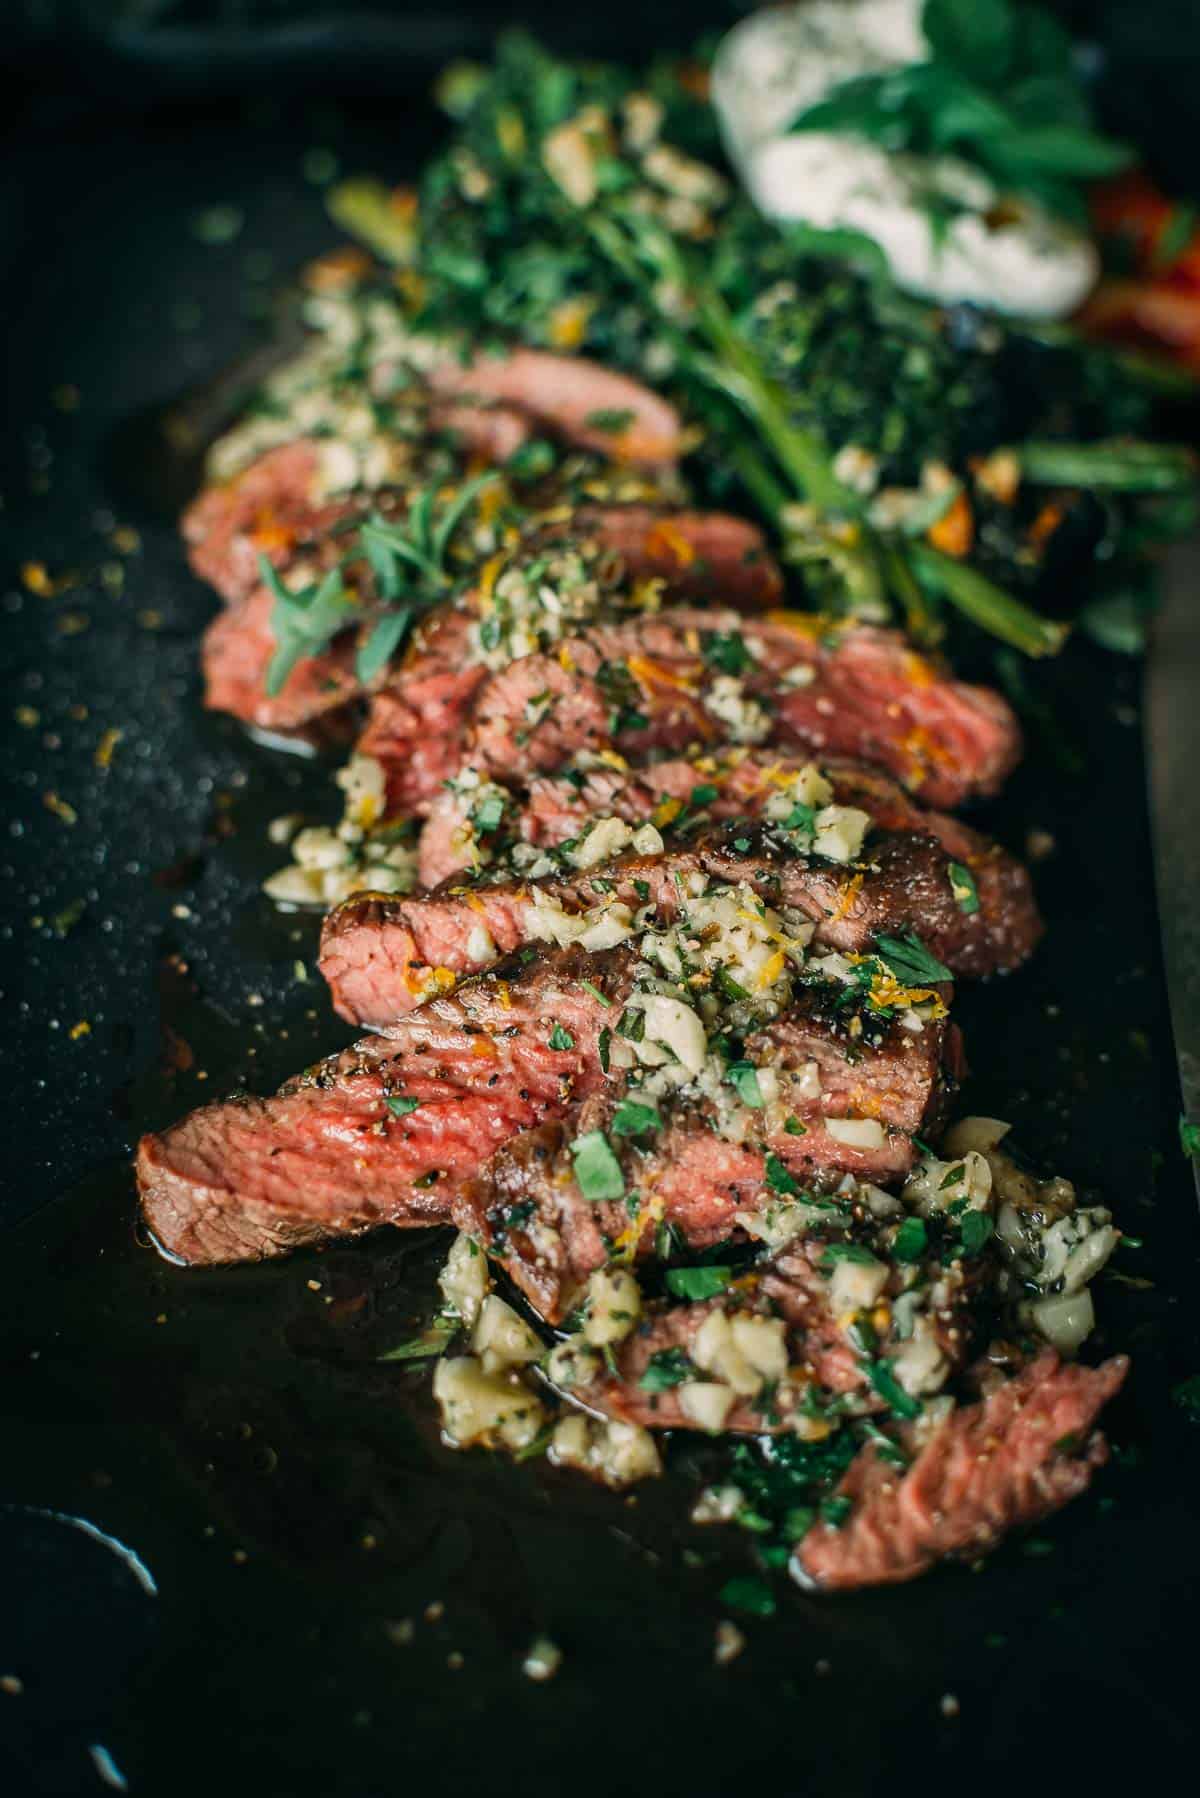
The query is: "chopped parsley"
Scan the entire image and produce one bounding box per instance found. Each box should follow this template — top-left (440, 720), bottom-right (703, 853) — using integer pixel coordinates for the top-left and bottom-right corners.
top-left (892, 1215), bottom-right (928, 1263)
top-left (957, 1210), bottom-right (994, 1256)
top-left (638, 1347), bottom-right (694, 1391)
top-left (726, 1060), bottom-right (765, 1108)
top-left (702, 631), bottom-right (754, 676)
top-left (611, 1098), bottom-right (662, 1137)
top-left (718, 1575), bottom-right (776, 1618)
top-left (548, 1024), bottom-right (575, 1051)
top-left (569, 1129), bottom-right (625, 1202)
top-left (947, 860), bottom-right (980, 914)
top-left (471, 793), bottom-right (506, 833)
top-left (866, 1358), bottom-right (921, 1419)
top-left (666, 1265), bottom-right (733, 1301)
top-left (583, 407), bottom-right (636, 433)
top-left (764, 1153), bottom-right (800, 1196)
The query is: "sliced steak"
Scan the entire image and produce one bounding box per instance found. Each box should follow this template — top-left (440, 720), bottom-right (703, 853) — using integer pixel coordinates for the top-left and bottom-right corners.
top-left (202, 582), bottom-right (366, 732)
top-left (358, 516), bottom-right (782, 812)
top-left (573, 507), bottom-right (782, 609)
top-left (456, 1001), bottom-right (954, 1325)
top-left (424, 348), bottom-right (685, 466)
top-left (794, 1351), bottom-right (1129, 1590)
top-left (418, 747), bottom-right (1041, 976)
top-left (183, 440), bottom-right (361, 606)
top-left (136, 945), bottom-right (633, 1267)
top-left (465, 611), bottom-right (1021, 807)
top-left (319, 826), bottom-right (966, 1027)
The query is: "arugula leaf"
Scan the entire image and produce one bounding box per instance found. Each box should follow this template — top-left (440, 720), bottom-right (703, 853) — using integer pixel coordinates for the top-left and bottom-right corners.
top-left (873, 931), bottom-right (953, 987)
top-left (666, 1265), bottom-right (732, 1301)
top-left (570, 1129), bottom-right (625, 1202)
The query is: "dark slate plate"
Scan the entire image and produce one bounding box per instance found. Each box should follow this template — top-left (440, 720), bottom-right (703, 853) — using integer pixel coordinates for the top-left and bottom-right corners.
top-left (3, 76), bottom-right (1200, 1798)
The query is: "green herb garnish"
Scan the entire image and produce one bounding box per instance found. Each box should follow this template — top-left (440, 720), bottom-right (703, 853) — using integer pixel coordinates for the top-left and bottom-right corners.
top-left (569, 1129), bottom-right (625, 1202)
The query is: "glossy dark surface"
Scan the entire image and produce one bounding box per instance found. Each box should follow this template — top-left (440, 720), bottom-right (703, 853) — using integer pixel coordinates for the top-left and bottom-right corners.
top-left (3, 81), bottom-right (1200, 1798)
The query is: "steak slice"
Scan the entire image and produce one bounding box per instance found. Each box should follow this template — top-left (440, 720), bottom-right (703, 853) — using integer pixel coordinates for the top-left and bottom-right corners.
top-left (203, 582), bottom-right (366, 732)
top-left (564, 1227), bottom-right (979, 1432)
top-left (319, 827), bottom-right (966, 1027)
top-left (456, 999), bottom-right (955, 1325)
top-left (136, 944), bottom-right (632, 1267)
top-left (418, 747), bottom-right (1041, 977)
top-left (357, 514), bottom-right (782, 812)
top-left (183, 440), bottom-right (363, 606)
top-left (424, 348), bottom-right (685, 466)
top-left (465, 610), bottom-right (1021, 807)
top-left (794, 1351), bottom-right (1129, 1590)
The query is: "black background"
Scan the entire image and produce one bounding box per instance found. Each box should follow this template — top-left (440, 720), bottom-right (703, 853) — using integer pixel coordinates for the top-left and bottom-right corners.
top-left (2, 7), bottom-right (1200, 1797)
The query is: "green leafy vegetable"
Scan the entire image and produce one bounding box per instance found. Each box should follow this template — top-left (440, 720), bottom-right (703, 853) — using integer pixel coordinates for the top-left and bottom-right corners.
top-left (959, 1210), bottom-right (994, 1257)
top-left (1179, 1116), bottom-right (1200, 1159)
top-left (548, 1024), bottom-right (575, 1050)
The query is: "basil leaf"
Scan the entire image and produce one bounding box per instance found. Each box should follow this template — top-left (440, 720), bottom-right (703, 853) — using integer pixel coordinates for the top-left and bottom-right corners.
top-left (570, 1129), bottom-right (625, 1202)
